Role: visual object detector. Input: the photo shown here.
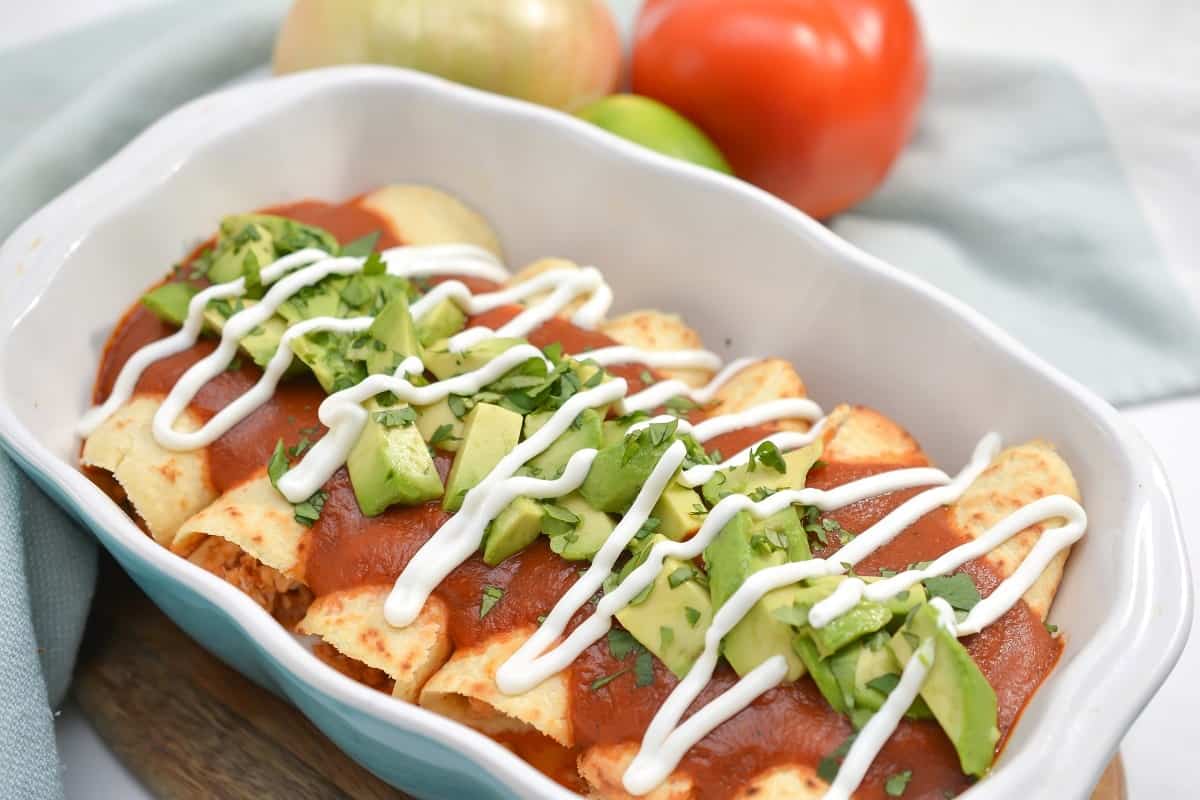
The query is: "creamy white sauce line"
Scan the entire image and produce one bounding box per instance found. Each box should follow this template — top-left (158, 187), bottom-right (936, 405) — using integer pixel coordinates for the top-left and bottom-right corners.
top-left (82, 239), bottom-right (1090, 799)
top-left (383, 379), bottom-right (628, 626)
top-left (496, 465), bottom-right (950, 696)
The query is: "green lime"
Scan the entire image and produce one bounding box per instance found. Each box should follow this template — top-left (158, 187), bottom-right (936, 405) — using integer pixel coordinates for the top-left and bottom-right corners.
top-left (576, 94), bottom-right (732, 174)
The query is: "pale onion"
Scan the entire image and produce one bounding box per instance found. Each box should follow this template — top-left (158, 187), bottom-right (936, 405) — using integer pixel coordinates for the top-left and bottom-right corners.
top-left (273, 0), bottom-right (622, 111)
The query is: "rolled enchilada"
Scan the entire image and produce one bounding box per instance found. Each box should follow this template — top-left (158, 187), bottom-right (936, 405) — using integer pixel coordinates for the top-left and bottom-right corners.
top-left (81, 186), bottom-right (1087, 799)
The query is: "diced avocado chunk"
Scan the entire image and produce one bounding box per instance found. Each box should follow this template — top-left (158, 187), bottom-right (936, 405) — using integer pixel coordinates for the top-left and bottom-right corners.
top-left (809, 601), bottom-right (893, 658)
top-left (289, 329), bottom-right (366, 393)
top-left (347, 398), bottom-right (444, 515)
top-left (704, 511), bottom-right (759, 611)
top-left (652, 482), bottom-right (704, 541)
top-left (443, 402), bottom-right (523, 512)
top-left (723, 585), bottom-right (808, 681)
top-left (277, 272), bottom-right (412, 324)
top-left (542, 492), bottom-right (615, 561)
top-left (889, 603), bottom-right (999, 778)
top-left (347, 295), bottom-right (422, 375)
top-left (793, 634), bottom-right (848, 714)
top-left (202, 299), bottom-right (296, 371)
top-left (142, 282), bottom-right (198, 326)
top-left (415, 399), bottom-right (464, 452)
top-left (208, 221), bottom-right (276, 284)
top-left (220, 213), bottom-right (338, 259)
top-left (423, 338), bottom-right (527, 382)
top-left (853, 631), bottom-right (934, 720)
top-left (701, 441), bottom-right (822, 506)
top-left (602, 418), bottom-right (636, 448)
top-left (519, 408), bottom-right (603, 479)
top-left (579, 420), bottom-right (680, 513)
top-left (416, 298), bottom-right (467, 346)
top-left (483, 496), bottom-right (543, 566)
top-left (615, 541), bottom-right (713, 678)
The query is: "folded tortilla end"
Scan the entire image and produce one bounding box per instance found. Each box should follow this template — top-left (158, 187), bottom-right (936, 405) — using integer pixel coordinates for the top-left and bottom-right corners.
top-left (81, 394), bottom-right (216, 544)
top-left (952, 439), bottom-right (1082, 620)
top-left (187, 536), bottom-right (312, 628)
top-left (578, 743), bottom-right (695, 800)
top-left (420, 626), bottom-right (572, 747)
top-left (823, 403), bottom-right (928, 466)
top-left (600, 310), bottom-right (713, 388)
top-left (298, 586), bottom-right (451, 703)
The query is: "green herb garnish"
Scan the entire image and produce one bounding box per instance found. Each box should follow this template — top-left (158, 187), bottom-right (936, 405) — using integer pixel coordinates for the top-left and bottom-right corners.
top-left (480, 585), bottom-right (504, 618)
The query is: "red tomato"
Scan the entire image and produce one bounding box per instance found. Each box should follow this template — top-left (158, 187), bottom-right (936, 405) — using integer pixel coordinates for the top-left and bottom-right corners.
top-left (633, 0), bottom-right (926, 219)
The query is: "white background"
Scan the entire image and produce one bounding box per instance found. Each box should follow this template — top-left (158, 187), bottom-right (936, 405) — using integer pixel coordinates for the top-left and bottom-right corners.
top-left (2, 1), bottom-right (1197, 797)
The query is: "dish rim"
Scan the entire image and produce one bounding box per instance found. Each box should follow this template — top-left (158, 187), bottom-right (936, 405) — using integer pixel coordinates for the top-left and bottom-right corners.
top-left (0, 65), bottom-right (1190, 799)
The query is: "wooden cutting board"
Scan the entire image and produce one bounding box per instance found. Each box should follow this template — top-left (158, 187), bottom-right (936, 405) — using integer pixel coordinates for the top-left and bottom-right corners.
top-left (73, 554), bottom-right (1126, 799)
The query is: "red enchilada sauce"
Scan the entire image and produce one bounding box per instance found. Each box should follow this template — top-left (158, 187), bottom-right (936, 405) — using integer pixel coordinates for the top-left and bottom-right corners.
top-left (90, 199), bottom-right (1063, 799)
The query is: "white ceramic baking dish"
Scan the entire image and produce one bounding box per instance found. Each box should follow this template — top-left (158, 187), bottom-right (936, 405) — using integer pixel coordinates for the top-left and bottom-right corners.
top-left (0, 66), bottom-right (1189, 799)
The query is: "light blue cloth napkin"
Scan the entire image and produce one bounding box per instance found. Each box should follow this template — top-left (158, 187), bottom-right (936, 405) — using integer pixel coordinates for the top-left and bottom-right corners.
top-left (1, 2), bottom-right (1197, 798)
top-left (0, 3), bottom-right (284, 798)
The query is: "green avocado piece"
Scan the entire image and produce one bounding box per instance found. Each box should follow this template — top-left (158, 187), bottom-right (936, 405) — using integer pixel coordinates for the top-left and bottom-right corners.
top-left (207, 221), bottom-right (277, 284)
top-left (142, 282), bottom-right (199, 326)
top-left (541, 492), bottom-right (615, 561)
top-left (289, 329), bottom-right (366, 393)
top-left (423, 338), bottom-right (527, 382)
top-left (704, 511), bottom-right (758, 612)
top-left (809, 601), bottom-right (893, 658)
top-left (443, 402), bottom-right (523, 512)
top-left (652, 482), bottom-right (705, 541)
top-left (700, 441), bottom-right (822, 506)
top-left (579, 420), bottom-right (680, 513)
top-left (220, 213), bottom-right (338, 259)
top-left (889, 604), bottom-right (1000, 778)
top-left (614, 539), bottom-right (713, 678)
top-left (416, 298), bottom-right (467, 346)
top-left (346, 295), bottom-right (422, 376)
top-left (347, 398), bottom-right (444, 515)
top-left (520, 408), bottom-right (603, 479)
top-left (793, 634), bottom-right (848, 714)
top-left (201, 298), bottom-right (298, 372)
top-left (723, 585), bottom-right (808, 681)
top-left (415, 399), bottom-right (464, 452)
top-left (850, 631), bottom-right (935, 719)
top-left (601, 418), bottom-right (636, 448)
top-left (483, 496), bottom-right (543, 566)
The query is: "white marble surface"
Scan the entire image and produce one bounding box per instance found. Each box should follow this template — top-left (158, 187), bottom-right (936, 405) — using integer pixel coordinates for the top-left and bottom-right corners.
top-left (2, 0), bottom-right (1196, 797)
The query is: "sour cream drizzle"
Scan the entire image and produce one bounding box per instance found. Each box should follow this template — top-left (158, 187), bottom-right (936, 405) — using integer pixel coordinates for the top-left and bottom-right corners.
top-left (82, 241), bottom-right (1089, 800)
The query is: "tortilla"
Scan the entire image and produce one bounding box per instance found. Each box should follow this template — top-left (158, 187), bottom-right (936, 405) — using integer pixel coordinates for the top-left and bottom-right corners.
top-left (822, 403), bottom-right (928, 466)
top-left (360, 184), bottom-right (503, 257)
top-left (419, 626), bottom-right (572, 747)
top-left (297, 586), bottom-right (452, 703)
top-left (952, 440), bottom-right (1081, 620)
top-left (187, 535), bottom-right (312, 628)
top-left (732, 765), bottom-right (827, 800)
top-left (172, 467), bottom-right (308, 580)
top-left (600, 311), bottom-right (714, 388)
top-left (579, 743), bottom-right (696, 800)
top-left (709, 358), bottom-right (811, 432)
top-left (508, 258), bottom-right (590, 318)
top-left (81, 394), bottom-right (216, 545)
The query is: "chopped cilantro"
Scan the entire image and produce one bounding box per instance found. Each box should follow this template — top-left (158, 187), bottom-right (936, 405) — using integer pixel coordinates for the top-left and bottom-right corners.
top-left (684, 606), bottom-right (701, 627)
top-left (885, 770), bottom-right (912, 796)
top-left (429, 424), bottom-right (460, 447)
top-left (817, 733), bottom-right (857, 783)
top-left (750, 440), bottom-right (787, 474)
top-left (267, 439), bottom-right (289, 488)
top-left (664, 395), bottom-right (697, 414)
top-left (339, 231), bottom-right (381, 258)
top-left (667, 565), bottom-right (697, 589)
top-left (361, 251), bottom-right (386, 276)
top-left (639, 369), bottom-right (654, 385)
top-left (542, 342), bottom-right (563, 363)
top-left (480, 585), bottom-right (504, 618)
top-left (922, 573), bottom-right (981, 612)
top-left (866, 674), bottom-right (901, 695)
top-left (292, 489), bottom-right (328, 527)
top-left (634, 516), bottom-right (662, 541)
top-left (288, 437), bottom-right (312, 458)
top-left (660, 626), bottom-right (674, 649)
top-left (771, 603), bottom-right (809, 627)
top-left (447, 394), bottom-right (471, 419)
top-left (634, 650), bottom-right (654, 687)
top-left (1044, 622), bottom-right (1059, 635)
top-left (374, 406), bottom-right (417, 428)
top-left (589, 667), bottom-right (630, 691)
top-left (607, 628), bottom-right (642, 660)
